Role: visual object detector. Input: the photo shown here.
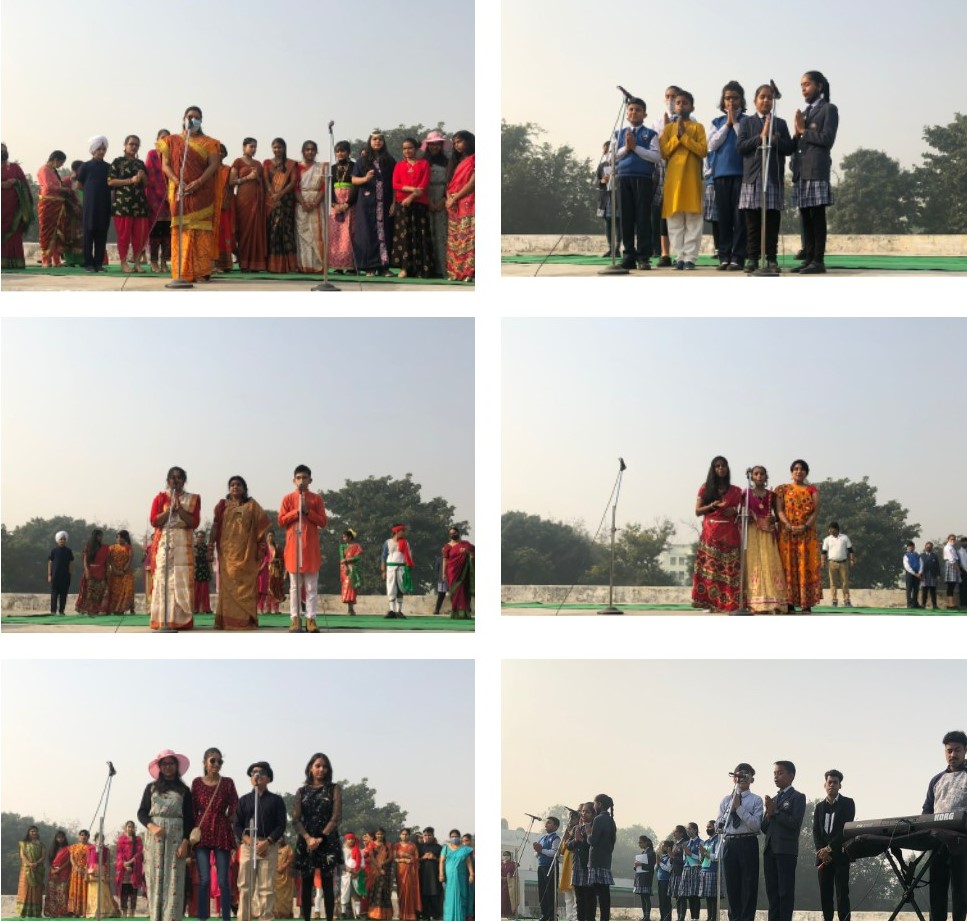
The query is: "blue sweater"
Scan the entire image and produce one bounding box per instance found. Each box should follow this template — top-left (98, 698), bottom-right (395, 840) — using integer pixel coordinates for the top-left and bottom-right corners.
top-left (613, 125), bottom-right (658, 179)
top-left (709, 114), bottom-right (744, 178)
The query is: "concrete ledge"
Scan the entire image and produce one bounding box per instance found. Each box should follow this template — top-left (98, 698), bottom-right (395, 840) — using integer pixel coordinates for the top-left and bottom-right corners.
top-left (501, 233), bottom-right (967, 257)
top-left (502, 585), bottom-right (906, 608)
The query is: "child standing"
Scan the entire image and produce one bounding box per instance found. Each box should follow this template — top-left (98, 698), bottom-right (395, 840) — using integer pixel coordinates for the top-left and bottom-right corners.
top-left (707, 81), bottom-right (747, 270)
top-left (737, 84), bottom-right (796, 273)
top-left (633, 836), bottom-right (656, 921)
top-left (193, 530), bottom-right (213, 615)
top-left (920, 541), bottom-right (940, 610)
top-left (611, 97), bottom-right (660, 270)
top-left (380, 524), bottom-right (414, 619)
top-left (48, 530), bottom-right (75, 615)
top-left (902, 541), bottom-right (922, 609)
top-left (942, 534), bottom-right (962, 610)
top-left (278, 464), bottom-right (328, 632)
top-left (791, 70), bottom-right (839, 274)
top-left (660, 91), bottom-right (707, 270)
top-left (657, 841), bottom-right (673, 921)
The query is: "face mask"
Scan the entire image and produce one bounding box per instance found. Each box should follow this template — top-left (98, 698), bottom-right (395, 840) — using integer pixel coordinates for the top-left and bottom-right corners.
top-left (187, 118), bottom-right (202, 131)
top-left (450, 836), bottom-right (460, 844)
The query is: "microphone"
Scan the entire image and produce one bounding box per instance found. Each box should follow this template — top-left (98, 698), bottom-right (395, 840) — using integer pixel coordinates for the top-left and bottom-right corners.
top-left (525, 813), bottom-right (544, 822)
top-left (328, 120), bottom-right (335, 132)
top-left (617, 85), bottom-right (635, 103)
top-left (619, 457), bottom-right (627, 472)
top-left (770, 80), bottom-right (782, 100)
top-left (108, 761), bottom-right (117, 776)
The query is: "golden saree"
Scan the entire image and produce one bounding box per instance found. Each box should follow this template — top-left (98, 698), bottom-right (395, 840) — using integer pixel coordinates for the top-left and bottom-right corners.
top-left (213, 497), bottom-right (270, 630)
top-left (775, 482), bottom-right (822, 608)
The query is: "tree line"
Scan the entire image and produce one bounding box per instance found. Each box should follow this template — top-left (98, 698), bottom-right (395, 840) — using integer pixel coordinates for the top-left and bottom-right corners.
top-left (502, 113), bottom-right (967, 235)
top-left (1, 474), bottom-right (467, 597)
top-left (1, 776), bottom-right (410, 894)
top-left (503, 476), bottom-right (924, 589)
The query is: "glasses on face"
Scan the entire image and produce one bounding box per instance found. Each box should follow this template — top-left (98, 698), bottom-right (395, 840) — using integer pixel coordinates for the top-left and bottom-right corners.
top-left (251, 770), bottom-right (264, 777)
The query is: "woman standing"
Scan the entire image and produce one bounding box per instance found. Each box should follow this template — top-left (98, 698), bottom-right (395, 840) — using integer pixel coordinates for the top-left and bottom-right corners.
top-left (365, 830), bottom-right (394, 920)
top-left (115, 821), bottom-right (144, 918)
top-left (445, 131), bottom-right (475, 282)
top-left (328, 141), bottom-right (356, 273)
top-left (339, 530), bottom-right (363, 615)
top-left (230, 139), bottom-right (266, 272)
top-left (421, 132), bottom-right (451, 276)
top-left (257, 532), bottom-right (275, 614)
top-left (86, 833), bottom-right (120, 918)
top-left (145, 129), bottom-right (171, 273)
top-left (391, 138), bottom-right (433, 278)
top-left (293, 753), bottom-right (344, 921)
top-left (149, 466), bottom-right (201, 630)
top-left (439, 830), bottom-right (473, 921)
top-left (106, 530), bottom-right (136, 614)
top-left (352, 131), bottom-right (396, 276)
top-left (943, 534), bottom-right (962, 610)
top-left (138, 749), bottom-right (193, 921)
top-left (212, 475), bottom-right (270, 630)
top-left (45, 831), bottom-right (72, 918)
top-left (691, 456), bottom-right (743, 612)
top-left (568, 804), bottom-right (594, 921)
top-left (500, 851), bottom-right (518, 919)
top-left (295, 140), bottom-right (326, 273)
top-left (17, 826), bottom-right (46, 917)
top-left (588, 795), bottom-right (616, 921)
top-left (264, 138), bottom-right (298, 273)
top-left (214, 144), bottom-right (234, 273)
top-left (108, 135), bottom-right (150, 273)
top-left (191, 748), bottom-right (239, 921)
top-left (68, 831), bottom-right (92, 917)
top-left (775, 459), bottom-right (822, 612)
top-left (742, 466), bottom-right (788, 614)
top-left (395, 830), bottom-right (422, 921)
top-left (76, 528), bottom-right (111, 615)
top-left (275, 838), bottom-right (295, 919)
top-left (77, 137), bottom-right (112, 272)
top-left (1, 143), bottom-right (33, 269)
top-left (37, 150), bottom-right (76, 267)
top-left (265, 531), bottom-right (285, 613)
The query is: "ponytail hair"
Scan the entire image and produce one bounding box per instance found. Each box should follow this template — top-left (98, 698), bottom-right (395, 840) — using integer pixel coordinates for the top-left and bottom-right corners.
top-left (804, 70), bottom-right (830, 101)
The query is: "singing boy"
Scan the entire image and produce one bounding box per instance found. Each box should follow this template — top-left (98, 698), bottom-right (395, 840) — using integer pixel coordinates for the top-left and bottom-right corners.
top-left (278, 465), bottom-right (328, 633)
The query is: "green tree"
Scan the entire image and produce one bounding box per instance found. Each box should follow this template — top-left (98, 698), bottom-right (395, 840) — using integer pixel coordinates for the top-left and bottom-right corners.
top-left (502, 121), bottom-right (598, 234)
top-left (585, 519), bottom-right (677, 586)
top-left (828, 149), bottom-right (916, 233)
top-left (815, 476), bottom-right (919, 588)
top-left (914, 113), bottom-right (967, 233)
top-left (501, 512), bottom-right (596, 584)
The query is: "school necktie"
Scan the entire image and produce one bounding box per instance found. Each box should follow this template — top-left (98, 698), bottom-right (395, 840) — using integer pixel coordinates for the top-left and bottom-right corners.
top-left (731, 794), bottom-right (742, 828)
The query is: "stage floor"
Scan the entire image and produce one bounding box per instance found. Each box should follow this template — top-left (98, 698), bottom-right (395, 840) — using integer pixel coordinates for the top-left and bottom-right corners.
top-left (502, 602), bottom-right (963, 616)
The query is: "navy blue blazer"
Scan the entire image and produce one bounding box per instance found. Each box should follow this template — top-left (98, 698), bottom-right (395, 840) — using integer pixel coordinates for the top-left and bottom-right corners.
top-left (762, 786), bottom-right (806, 856)
top-left (792, 97), bottom-right (839, 182)
top-left (736, 114), bottom-right (796, 186)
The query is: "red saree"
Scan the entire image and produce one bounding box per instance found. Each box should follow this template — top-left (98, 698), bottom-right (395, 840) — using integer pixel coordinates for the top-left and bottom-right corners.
top-left (446, 154), bottom-right (474, 281)
top-left (231, 158), bottom-right (266, 270)
top-left (444, 540), bottom-right (475, 614)
top-left (45, 846), bottom-right (72, 917)
top-left (38, 165), bottom-right (80, 266)
top-left (2, 159), bottom-right (32, 268)
top-left (340, 542), bottom-right (363, 603)
top-left (691, 484), bottom-right (743, 611)
top-left (394, 842), bottom-right (422, 920)
top-left (157, 132), bottom-right (222, 281)
top-left (216, 163), bottom-right (235, 271)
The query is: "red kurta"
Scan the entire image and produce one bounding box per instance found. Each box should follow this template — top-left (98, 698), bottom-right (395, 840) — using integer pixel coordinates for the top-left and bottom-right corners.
top-left (278, 490), bottom-right (327, 573)
top-left (393, 159), bottom-right (430, 205)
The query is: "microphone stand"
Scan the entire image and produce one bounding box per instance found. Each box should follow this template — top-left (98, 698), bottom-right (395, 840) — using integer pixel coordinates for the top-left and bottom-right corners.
top-left (247, 815), bottom-right (259, 921)
top-left (598, 458), bottom-right (627, 614)
top-left (599, 93), bottom-right (630, 276)
top-left (754, 89), bottom-right (780, 277)
top-left (312, 121), bottom-right (339, 292)
top-left (166, 128), bottom-right (194, 289)
top-left (735, 470), bottom-right (753, 614)
top-left (513, 813), bottom-right (539, 919)
top-left (158, 490), bottom-right (178, 632)
top-left (715, 780), bottom-right (741, 921)
top-left (94, 761), bottom-right (116, 921)
top-left (295, 489), bottom-right (304, 631)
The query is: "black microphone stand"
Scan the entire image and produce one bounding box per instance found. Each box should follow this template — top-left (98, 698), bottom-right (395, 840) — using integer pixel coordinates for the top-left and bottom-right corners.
top-left (754, 82), bottom-right (782, 277)
top-left (598, 457), bottom-right (627, 614)
top-left (312, 121), bottom-right (339, 292)
top-left (94, 761), bottom-right (117, 921)
top-left (599, 90), bottom-right (631, 276)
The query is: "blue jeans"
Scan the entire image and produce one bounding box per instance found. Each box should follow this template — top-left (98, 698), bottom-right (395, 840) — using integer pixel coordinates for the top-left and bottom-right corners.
top-left (195, 846), bottom-right (232, 921)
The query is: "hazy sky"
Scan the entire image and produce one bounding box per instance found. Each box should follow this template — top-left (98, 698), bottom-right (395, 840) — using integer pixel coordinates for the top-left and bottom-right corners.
top-left (1, 658), bottom-right (474, 833)
top-left (503, 317), bottom-right (965, 545)
top-left (502, 0), bottom-right (967, 171)
top-left (1, 0), bottom-right (475, 175)
top-left (503, 659), bottom-right (965, 840)
top-left (0, 318), bottom-right (474, 535)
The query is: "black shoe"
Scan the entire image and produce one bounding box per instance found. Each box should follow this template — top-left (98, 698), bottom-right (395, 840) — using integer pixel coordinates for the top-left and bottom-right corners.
top-left (765, 260), bottom-right (781, 273)
top-left (717, 262), bottom-right (730, 271)
top-left (795, 249), bottom-right (806, 260)
top-left (620, 256), bottom-right (637, 270)
top-left (603, 250), bottom-right (613, 258)
top-left (683, 261), bottom-right (696, 270)
top-left (744, 259), bottom-right (759, 274)
top-left (657, 255), bottom-right (673, 268)
top-left (799, 261), bottom-right (826, 274)
top-left (728, 261), bottom-right (744, 271)
top-left (636, 259), bottom-right (651, 270)
top-left (674, 260), bottom-right (685, 270)
top-left (384, 611), bottom-right (396, 618)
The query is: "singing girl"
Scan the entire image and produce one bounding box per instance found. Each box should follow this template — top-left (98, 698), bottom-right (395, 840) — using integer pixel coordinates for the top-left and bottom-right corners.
top-left (742, 466), bottom-right (788, 614)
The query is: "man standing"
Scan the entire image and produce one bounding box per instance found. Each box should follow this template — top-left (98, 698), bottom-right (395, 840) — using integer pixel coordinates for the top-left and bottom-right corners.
top-left (47, 530), bottom-right (74, 615)
top-left (821, 522), bottom-right (855, 607)
top-left (812, 769), bottom-right (855, 921)
top-left (533, 816), bottom-right (561, 921)
top-left (922, 730), bottom-right (967, 921)
top-left (716, 763), bottom-right (763, 921)
top-left (762, 761), bottom-right (807, 921)
top-left (235, 761), bottom-right (288, 921)
top-left (380, 524), bottom-right (414, 619)
top-left (417, 828), bottom-right (443, 920)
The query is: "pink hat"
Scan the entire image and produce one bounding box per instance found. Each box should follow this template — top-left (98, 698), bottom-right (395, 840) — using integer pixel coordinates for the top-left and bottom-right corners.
top-left (148, 749), bottom-right (190, 779)
top-left (421, 131), bottom-right (451, 153)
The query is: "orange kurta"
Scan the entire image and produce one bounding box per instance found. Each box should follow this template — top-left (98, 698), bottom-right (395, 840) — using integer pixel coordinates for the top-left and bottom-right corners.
top-left (278, 490), bottom-right (327, 573)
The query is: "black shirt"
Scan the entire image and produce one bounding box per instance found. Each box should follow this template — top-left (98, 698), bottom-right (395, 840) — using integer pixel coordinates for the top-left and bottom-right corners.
top-left (234, 789), bottom-right (287, 844)
top-left (49, 546), bottom-right (75, 582)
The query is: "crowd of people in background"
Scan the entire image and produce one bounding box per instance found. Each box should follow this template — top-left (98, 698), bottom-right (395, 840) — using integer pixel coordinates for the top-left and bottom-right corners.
top-left (690, 456), bottom-right (966, 614)
top-left (1, 114), bottom-right (475, 283)
top-left (597, 71), bottom-right (837, 274)
top-left (45, 466), bottom-right (474, 627)
top-left (15, 748), bottom-right (474, 921)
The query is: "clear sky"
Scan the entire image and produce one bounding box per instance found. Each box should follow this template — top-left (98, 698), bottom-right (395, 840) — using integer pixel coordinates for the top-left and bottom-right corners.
top-left (0, 658), bottom-right (475, 833)
top-left (1, 0), bottom-right (475, 175)
top-left (502, 659), bottom-right (965, 839)
top-left (503, 317), bottom-right (965, 545)
top-left (502, 0), bottom-right (967, 171)
top-left (0, 317), bottom-right (474, 535)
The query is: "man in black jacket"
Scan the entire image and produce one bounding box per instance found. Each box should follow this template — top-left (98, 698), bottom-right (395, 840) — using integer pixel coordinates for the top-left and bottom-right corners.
top-left (762, 761), bottom-right (806, 921)
top-left (235, 761), bottom-right (288, 921)
top-left (812, 769), bottom-right (855, 921)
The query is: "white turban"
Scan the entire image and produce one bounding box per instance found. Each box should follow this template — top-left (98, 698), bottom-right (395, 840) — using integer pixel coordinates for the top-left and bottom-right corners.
top-left (88, 135), bottom-right (108, 155)
top-left (55, 531), bottom-right (68, 542)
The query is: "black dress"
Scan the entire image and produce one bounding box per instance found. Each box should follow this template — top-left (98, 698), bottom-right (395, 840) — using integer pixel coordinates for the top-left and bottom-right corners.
top-left (293, 783), bottom-right (343, 876)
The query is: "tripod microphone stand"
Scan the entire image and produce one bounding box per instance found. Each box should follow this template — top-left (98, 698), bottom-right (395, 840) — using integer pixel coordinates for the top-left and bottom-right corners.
top-left (599, 89), bottom-right (631, 276)
top-left (312, 120), bottom-right (340, 292)
top-left (734, 468), bottom-right (753, 614)
top-left (598, 457), bottom-right (627, 614)
top-left (93, 761), bottom-right (117, 921)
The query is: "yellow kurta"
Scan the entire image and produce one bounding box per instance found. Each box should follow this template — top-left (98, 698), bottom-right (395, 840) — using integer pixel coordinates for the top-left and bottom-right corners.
top-left (660, 121), bottom-right (708, 217)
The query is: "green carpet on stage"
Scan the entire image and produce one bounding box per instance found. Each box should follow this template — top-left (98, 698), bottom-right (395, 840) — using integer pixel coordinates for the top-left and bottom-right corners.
top-left (502, 253), bottom-right (967, 271)
top-left (0, 611), bottom-right (474, 631)
top-left (501, 602), bottom-right (962, 615)
top-left (9, 265), bottom-right (467, 285)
